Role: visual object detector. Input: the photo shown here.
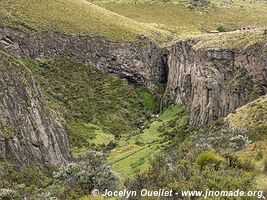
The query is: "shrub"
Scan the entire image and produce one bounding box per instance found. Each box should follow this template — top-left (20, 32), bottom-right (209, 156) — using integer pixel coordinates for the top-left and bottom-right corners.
top-left (236, 159), bottom-right (255, 171)
top-left (0, 189), bottom-right (16, 200)
top-left (138, 89), bottom-right (159, 113)
top-left (256, 151), bottom-right (264, 161)
top-left (53, 151), bottom-right (119, 193)
top-left (224, 153), bottom-right (239, 168)
top-left (135, 139), bottom-right (144, 146)
top-left (230, 134), bottom-right (251, 150)
top-left (67, 121), bottom-right (96, 149)
top-left (250, 125), bottom-right (267, 141)
top-left (53, 163), bottom-right (81, 182)
top-left (196, 151), bottom-right (225, 171)
top-left (105, 141), bottom-right (118, 150)
top-left (217, 26), bottom-right (228, 32)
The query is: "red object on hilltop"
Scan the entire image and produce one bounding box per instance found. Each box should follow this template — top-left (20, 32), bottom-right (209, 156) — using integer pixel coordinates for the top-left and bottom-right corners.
top-left (240, 25), bottom-right (256, 31)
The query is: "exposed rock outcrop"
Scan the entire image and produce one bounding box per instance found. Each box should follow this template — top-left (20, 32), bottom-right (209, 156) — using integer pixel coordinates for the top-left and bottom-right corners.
top-left (1, 26), bottom-right (266, 128)
top-left (0, 26), bottom-right (168, 168)
top-left (165, 40), bottom-right (267, 125)
top-left (0, 27), bottom-right (168, 94)
top-left (0, 51), bottom-right (72, 167)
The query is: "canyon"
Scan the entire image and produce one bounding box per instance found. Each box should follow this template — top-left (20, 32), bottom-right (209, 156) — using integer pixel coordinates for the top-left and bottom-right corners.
top-left (0, 26), bottom-right (267, 166)
top-left (165, 40), bottom-right (267, 125)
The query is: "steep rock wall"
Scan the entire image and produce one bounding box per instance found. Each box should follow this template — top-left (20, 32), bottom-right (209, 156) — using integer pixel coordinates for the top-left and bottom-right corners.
top-left (0, 51), bottom-right (72, 167)
top-left (0, 27), bottom-right (167, 93)
top-left (0, 26), bottom-right (168, 168)
top-left (1, 26), bottom-right (266, 128)
top-left (165, 40), bottom-right (267, 125)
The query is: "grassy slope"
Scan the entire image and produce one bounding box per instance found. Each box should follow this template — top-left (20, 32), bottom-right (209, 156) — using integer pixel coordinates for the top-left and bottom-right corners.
top-left (94, 0), bottom-right (267, 47)
top-left (226, 95), bottom-right (267, 130)
top-left (186, 29), bottom-right (267, 49)
top-left (226, 95), bottom-right (267, 158)
top-left (67, 122), bottom-right (115, 156)
top-left (0, 0), bottom-right (266, 46)
top-left (21, 57), bottom-right (158, 155)
top-left (1, 0), bottom-right (267, 195)
top-left (225, 95), bottom-right (267, 193)
top-left (100, 0), bottom-right (267, 27)
top-left (108, 106), bottom-right (187, 178)
top-left (0, 0), bottom-right (171, 41)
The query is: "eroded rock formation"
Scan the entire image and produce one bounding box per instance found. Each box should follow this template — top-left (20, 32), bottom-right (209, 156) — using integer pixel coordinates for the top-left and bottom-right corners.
top-left (0, 51), bottom-right (72, 167)
top-left (165, 40), bottom-right (267, 125)
top-left (0, 27), bottom-right (168, 94)
top-left (1, 26), bottom-right (267, 169)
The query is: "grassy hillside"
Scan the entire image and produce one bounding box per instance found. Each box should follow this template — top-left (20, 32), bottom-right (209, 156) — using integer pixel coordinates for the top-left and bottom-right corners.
top-left (188, 28), bottom-right (267, 49)
top-left (122, 109), bottom-right (261, 199)
top-left (108, 106), bottom-right (187, 178)
top-left (21, 57), bottom-right (158, 154)
top-left (0, 0), bottom-right (171, 41)
top-left (226, 96), bottom-right (267, 194)
top-left (94, 0), bottom-right (267, 36)
top-left (89, 0), bottom-right (267, 48)
top-left (1, 0), bottom-right (266, 45)
top-left (226, 95), bottom-right (267, 131)
top-left (1, 0), bottom-right (267, 198)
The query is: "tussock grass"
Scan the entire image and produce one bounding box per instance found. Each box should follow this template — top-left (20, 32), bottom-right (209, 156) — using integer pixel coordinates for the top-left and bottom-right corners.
top-left (236, 139), bottom-right (267, 192)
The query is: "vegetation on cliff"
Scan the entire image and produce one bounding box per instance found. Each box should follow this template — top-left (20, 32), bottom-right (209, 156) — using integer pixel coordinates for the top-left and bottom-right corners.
top-left (20, 57), bottom-right (159, 155)
top-left (1, 0), bottom-right (267, 199)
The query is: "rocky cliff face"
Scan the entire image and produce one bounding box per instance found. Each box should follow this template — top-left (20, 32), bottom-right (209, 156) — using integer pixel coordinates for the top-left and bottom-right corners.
top-left (165, 40), bottom-right (267, 125)
top-left (0, 51), bottom-right (72, 167)
top-left (0, 26), bottom-right (168, 168)
top-left (0, 27), bottom-right (167, 94)
top-left (1, 26), bottom-right (266, 131)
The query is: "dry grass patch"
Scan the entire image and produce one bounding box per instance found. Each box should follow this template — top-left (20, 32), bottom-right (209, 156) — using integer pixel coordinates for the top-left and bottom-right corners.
top-left (93, 1), bottom-right (267, 47)
top-left (0, 0), bottom-right (171, 41)
top-left (190, 29), bottom-right (267, 49)
top-left (226, 95), bottom-right (267, 130)
top-left (95, 1), bottom-right (267, 36)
